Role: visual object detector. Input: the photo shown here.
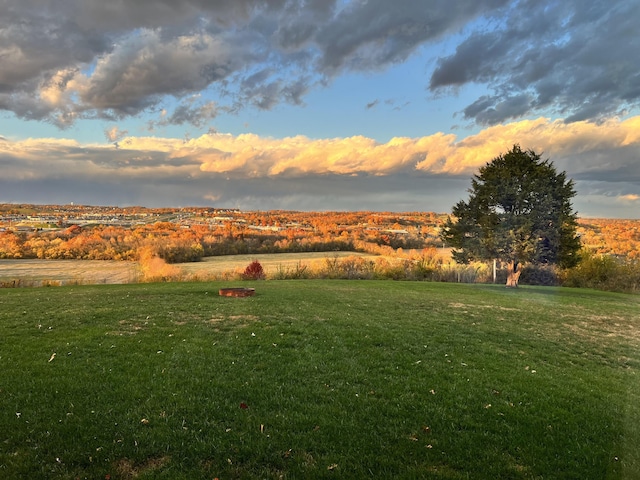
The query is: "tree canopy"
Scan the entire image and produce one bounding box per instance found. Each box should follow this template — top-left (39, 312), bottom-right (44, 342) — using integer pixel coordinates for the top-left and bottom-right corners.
top-left (442, 145), bottom-right (581, 286)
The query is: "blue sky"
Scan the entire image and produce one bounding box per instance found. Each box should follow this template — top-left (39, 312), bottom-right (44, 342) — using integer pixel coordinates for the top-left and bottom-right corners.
top-left (1, 0), bottom-right (639, 217)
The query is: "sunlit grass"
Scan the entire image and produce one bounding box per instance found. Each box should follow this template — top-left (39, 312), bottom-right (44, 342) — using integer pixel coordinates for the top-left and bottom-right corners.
top-left (1, 281), bottom-right (639, 478)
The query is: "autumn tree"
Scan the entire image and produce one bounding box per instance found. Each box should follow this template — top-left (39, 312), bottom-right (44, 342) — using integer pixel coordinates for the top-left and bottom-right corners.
top-left (442, 145), bottom-right (581, 287)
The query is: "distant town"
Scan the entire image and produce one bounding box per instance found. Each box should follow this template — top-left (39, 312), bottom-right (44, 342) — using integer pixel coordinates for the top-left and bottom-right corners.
top-left (0, 204), bottom-right (237, 230)
top-left (0, 203), bottom-right (444, 237)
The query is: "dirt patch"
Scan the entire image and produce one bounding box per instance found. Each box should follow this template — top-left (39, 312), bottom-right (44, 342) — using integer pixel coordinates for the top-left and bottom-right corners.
top-left (105, 319), bottom-right (148, 336)
top-left (207, 314), bottom-right (259, 324)
top-left (114, 456), bottom-right (170, 478)
top-left (449, 302), bottom-right (519, 311)
top-left (206, 314), bottom-right (259, 331)
top-left (560, 314), bottom-right (640, 344)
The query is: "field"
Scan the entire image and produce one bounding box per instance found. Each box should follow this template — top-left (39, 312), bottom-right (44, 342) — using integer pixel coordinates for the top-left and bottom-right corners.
top-left (179, 252), bottom-right (383, 279)
top-left (0, 259), bottom-right (139, 286)
top-left (0, 252), bottom-right (382, 286)
top-left (1, 280), bottom-right (639, 479)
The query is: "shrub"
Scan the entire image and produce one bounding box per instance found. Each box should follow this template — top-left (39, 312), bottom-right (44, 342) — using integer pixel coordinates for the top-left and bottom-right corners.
top-left (520, 265), bottom-right (560, 286)
top-left (562, 249), bottom-right (640, 293)
top-left (271, 261), bottom-right (310, 280)
top-left (407, 248), bottom-right (442, 280)
top-left (139, 256), bottom-right (183, 282)
top-left (339, 255), bottom-right (375, 279)
top-left (137, 245), bottom-right (183, 282)
top-left (369, 257), bottom-right (407, 280)
top-left (242, 260), bottom-right (266, 280)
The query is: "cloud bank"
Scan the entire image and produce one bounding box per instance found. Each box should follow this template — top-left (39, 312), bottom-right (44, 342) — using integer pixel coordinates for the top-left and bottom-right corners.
top-left (2, 117), bottom-right (639, 216)
top-left (2, 0), bottom-right (638, 128)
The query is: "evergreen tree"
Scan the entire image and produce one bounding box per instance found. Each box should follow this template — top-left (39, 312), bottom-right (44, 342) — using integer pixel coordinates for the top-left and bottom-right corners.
top-left (442, 145), bottom-right (581, 287)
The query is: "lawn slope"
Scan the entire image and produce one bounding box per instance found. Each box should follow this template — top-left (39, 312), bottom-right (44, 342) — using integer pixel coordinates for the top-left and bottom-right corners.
top-left (1, 281), bottom-right (639, 479)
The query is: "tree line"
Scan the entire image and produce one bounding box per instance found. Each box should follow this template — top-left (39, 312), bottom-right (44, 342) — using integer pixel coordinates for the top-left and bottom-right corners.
top-left (0, 218), bottom-right (434, 262)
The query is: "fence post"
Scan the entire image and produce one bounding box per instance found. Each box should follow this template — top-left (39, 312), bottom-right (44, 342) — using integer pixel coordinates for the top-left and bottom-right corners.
top-left (493, 259), bottom-right (497, 284)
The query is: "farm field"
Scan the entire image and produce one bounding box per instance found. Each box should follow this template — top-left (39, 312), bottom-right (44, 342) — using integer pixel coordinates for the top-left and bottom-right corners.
top-left (1, 280), bottom-right (639, 478)
top-left (0, 252), bottom-right (386, 286)
top-left (178, 251), bottom-right (383, 278)
top-left (0, 259), bottom-right (139, 286)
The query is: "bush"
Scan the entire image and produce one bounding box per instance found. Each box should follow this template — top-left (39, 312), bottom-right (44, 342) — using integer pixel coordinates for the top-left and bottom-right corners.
top-left (562, 249), bottom-right (640, 293)
top-left (242, 260), bottom-right (266, 280)
top-left (271, 261), bottom-right (310, 280)
top-left (520, 265), bottom-right (560, 286)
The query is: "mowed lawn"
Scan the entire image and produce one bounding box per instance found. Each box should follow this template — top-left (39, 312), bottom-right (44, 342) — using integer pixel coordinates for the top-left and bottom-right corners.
top-left (1, 281), bottom-right (639, 479)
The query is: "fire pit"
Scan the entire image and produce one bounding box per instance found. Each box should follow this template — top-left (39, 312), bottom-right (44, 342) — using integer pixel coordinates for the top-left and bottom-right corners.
top-left (219, 287), bottom-right (256, 297)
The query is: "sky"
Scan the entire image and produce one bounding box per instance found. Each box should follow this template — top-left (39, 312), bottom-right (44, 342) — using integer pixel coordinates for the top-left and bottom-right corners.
top-left (1, 0), bottom-right (639, 218)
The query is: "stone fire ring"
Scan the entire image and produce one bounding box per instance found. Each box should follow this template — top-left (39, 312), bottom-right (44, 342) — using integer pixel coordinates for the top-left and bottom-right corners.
top-left (219, 287), bottom-right (256, 297)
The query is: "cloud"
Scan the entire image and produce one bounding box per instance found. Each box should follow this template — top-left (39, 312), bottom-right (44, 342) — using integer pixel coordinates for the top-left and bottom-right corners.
top-left (430, 0), bottom-right (640, 124)
top-left (153, 97), bottom-right (220, 128)
top-left (2, 0), bottom-right (639, 129)
top-left (0, 0), bottom-right (310, 125)
top-left (414, 116), bottom-right (640, 178)
top-left (314, 0), bottom-right (508, 74)
top-left (3, 115), bottom-right (640, 182)
top-left (105, 126), bottom-right (129, 143)
top-left (2, 116), bottom-right (639, 216)
top-left (189, 133), bottom-right (431, 177)
top-left (76, 29), bottom-right (240, 116)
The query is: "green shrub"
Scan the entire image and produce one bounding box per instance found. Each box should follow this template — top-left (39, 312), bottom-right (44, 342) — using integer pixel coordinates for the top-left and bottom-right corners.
top-left (562, 249), bottom-right (640, 293)
top-left (520, 265), bottom-right (560, 286)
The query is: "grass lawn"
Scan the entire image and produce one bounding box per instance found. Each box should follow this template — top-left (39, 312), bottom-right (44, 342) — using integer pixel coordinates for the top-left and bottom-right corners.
top-left (1, 281), bottom-right (639, 479)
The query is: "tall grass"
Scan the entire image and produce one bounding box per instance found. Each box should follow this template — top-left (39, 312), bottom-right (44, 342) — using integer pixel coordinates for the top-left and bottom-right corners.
top-left (1, 281), bottom-right (639, 478)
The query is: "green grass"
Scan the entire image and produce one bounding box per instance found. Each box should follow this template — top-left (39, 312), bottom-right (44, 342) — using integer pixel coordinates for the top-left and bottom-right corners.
top-left (1, 281), bottom-right (639, 479)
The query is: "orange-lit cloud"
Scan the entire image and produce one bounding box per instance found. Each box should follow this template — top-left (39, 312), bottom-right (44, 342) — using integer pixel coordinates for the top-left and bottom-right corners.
top-left (181, 133), bottom-right (424, 177)
top-left (180, 116), bottom-right (640, 177)
top-left (2, 116), bottom-right (639, 216)
top-left (2, 116), bottom-right (640, 181)
top-left (416, 116), bottom-right (640, 174)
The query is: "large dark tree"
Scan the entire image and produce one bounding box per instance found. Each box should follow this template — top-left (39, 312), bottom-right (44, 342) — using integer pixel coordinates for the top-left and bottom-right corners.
top-left (442, 145), bottom-right (581, 287)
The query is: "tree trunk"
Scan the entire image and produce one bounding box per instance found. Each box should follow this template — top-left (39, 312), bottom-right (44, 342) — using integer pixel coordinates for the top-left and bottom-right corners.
top-left (506, 260), bottom-right (521, 288)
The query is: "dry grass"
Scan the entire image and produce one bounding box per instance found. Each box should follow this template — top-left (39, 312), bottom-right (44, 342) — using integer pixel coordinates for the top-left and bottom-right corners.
top-left (179, 251), bottom-right (380, 279)
top-left (0, 252), bottom-right (382, 286)
top-left (0, 259), bottom-right (138, 285)
top-left (113, 456), bottom-right (171, 479)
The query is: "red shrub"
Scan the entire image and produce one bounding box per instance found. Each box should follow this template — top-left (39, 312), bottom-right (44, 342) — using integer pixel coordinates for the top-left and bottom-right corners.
top-left (242, 260), bottom-right (265, 280)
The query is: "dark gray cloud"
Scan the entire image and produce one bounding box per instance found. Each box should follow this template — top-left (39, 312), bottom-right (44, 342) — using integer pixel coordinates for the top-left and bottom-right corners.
top-left (0, 0), bottom-right (509, 128)
top-left (314, 0), bottom-right (509, 73)
top-left (463, 93), bottom-right (534, 125)
top-left (153, 98), bottom-right (220, 128)
top-left (0, 0), bottom-right (314, 125)
top-left (431, 0), bottom-right (640, 124)
top-left (0, 171), bottom-right (470, 213)
top-left (1, 0), bottom-right (638, 129)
